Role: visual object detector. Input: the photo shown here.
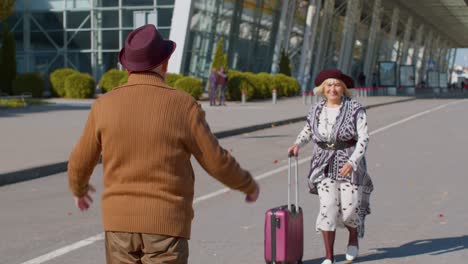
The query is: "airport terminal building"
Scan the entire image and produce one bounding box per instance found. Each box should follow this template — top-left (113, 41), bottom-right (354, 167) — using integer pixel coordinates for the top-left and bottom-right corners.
top-left (3, 0), bottom-right (468, 91)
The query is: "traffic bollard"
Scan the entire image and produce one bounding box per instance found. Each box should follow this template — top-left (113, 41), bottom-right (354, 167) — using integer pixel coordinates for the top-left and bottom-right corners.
top-left (241, 89), bottom-right (246, 104)
top-left (272, 89), bottom-right (277, 104)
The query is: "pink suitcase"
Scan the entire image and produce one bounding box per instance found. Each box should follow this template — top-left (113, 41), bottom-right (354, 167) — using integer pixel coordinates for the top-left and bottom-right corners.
top-left (264, 155), bottom-right (303, 264)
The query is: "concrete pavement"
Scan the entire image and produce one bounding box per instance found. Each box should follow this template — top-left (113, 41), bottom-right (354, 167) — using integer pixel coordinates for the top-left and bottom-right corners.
top-left (0, 95), bottom-right (414, 186)
top-left (2, 99), bottom-right (467, 264)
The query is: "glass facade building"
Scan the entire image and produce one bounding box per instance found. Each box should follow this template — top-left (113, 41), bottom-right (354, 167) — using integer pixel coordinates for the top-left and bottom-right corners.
top-left (1, 0), bottom-right (458, 92)
top-left (4, 0), bottom-right (175, 81)
top-left (180, 0), bottom-right (307, 79)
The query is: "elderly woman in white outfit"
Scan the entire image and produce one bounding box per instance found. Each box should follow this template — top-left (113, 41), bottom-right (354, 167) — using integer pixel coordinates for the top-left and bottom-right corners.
top-left (288, 69), bottom-right (373, 264)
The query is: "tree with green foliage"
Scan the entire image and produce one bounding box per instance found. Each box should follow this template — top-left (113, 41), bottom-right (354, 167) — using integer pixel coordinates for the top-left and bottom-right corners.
top-left (211, 38), bottom-right (228, 71)
top-left (0, 25), bottom-right (16, 95)
top-left (279, 49), bottom-right (291, 76)
top-left (0, 0), bottom-right (15, 22)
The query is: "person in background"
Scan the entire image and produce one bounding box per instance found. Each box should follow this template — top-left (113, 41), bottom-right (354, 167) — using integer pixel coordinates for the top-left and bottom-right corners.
top-left (358, 71), bottom-right (366, 87)
top-left (288, 69), bottom-right (373, 264)
top-left (209, 68), bottom-right (218, 106)
top-left (217, 66), bottom-right (228, 106)
top-left (68, 24), bottom-right (260, 264)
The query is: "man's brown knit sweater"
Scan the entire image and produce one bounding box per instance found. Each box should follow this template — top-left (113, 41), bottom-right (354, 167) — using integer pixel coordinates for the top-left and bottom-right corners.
top-left (68, 72), bottom-right (256, 239)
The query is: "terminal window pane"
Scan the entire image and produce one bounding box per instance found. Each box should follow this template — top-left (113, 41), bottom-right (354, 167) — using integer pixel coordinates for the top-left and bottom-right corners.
top-left (122, 30), bottom-right (132, 41)
top-left (102, 31), bottom-right (119, 49)
top-left (14, 31), bottom-right (24, 50)
top-left (98, 0), bottom-right (118, 7)
top-left (6, 13), bottom-right (23, 31)
top-left (34, 53), bottom-right (63, 74)
top-left (122, 9), bottom-right (135, 28)
top-left (159, 29), bottom-right (170, 38)
top-left (32, 12), bottom-right (64, 30)
top-left (157, 0), bottom-right (174, 5)
top-left (31, 32), bottom-right (58, 50)
top-left (157, 8), bottom-right (173, 27)
top-left (48, 31), bottom-right (65, 46)
top-left (101, 10), bottom-right (119, 28)
top-left (68, 31), bottom-right (91, 49)
top-left (123, 0), bottom-right (153, 6)
top-left (67, 11), bottom-right (91, 29)
top-left (103, 52), bottom-right (120, 71)
top-left (47, 55), bottom-right (66, 75)
top-left (67, 52), bottom-right (92, 74)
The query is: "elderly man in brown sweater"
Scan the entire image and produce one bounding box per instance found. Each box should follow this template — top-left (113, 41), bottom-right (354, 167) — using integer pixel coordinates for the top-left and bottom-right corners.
top-left (68, 24), bottom-right (259, 264)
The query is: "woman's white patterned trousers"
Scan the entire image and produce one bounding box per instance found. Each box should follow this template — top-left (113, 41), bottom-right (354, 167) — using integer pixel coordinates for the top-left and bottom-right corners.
top-left (316, 177), bottom-right (362, 232)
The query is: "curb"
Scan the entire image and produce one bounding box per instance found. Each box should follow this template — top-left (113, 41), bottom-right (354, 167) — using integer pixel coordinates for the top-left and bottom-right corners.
top-left (0, 97), bottom-right (416, 187)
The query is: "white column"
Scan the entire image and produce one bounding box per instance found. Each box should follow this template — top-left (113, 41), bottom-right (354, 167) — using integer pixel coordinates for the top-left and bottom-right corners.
top-left (119, 0), bottom-right (123, 51)
top-left (298, 0), bottom-right (320, 92)
top-left (386, 7), bottom-right (399, 60)
top-left (283, 0), bottom-right (297, 52)
top-left (448, 48), bottom-right (457, 84)
top-left (271, 0), bottom-right (290, 74)
top-left (363, 0), bottom-right (382, 87)
top-left (168, 0), bottom-right (195, 74)
top-left (411, 24), bottom-right (424, 66)
top-left (63, 0), bottom-right (68, 68)
top-left (338, 0), bottom-right (361, 75)
top-left (312, 0), bottom-right (335, 79)
top-left (400, 16), bottom-right (413, 65)
top-left (417, 30), bottom-right (431, 85)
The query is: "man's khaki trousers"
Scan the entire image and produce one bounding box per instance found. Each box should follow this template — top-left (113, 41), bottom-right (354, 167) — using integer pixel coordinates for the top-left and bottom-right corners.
top-left (105, 231), bottom-right (189, 264)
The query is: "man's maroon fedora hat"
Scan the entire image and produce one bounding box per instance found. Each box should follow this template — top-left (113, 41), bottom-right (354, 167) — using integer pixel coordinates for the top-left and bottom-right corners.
top-left (119, 24), bottom-right (176, 72)
top-left (314, 69), bottom-right (355, 89)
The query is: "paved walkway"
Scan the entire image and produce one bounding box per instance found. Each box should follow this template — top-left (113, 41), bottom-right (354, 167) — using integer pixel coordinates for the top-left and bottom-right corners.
top-left (0, 95), bottom-right (413, 184)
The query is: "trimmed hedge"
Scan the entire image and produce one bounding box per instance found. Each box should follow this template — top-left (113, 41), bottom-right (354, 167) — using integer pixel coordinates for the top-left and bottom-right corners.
top-left (12, 73), bottom-right (45, 98)
top-left (166, 73), bottom-right (184, 87)
top-left (50, 68), bottom-right (79, 97)
top-left (99, 69), bottom-right (128, 93)
top-left (64, 73), bottom-right (95, 99)
top-left (226, 70), bottom-right (254, 101)
top-left (174, 76), bottom-right (203, 99)
top-left (226, 71), bottom-right (300, 101)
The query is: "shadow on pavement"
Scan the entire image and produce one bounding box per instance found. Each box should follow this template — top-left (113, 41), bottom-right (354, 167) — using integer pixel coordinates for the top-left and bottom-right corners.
top-left (0, 104), bottom-right (91, 117)
top-left (303, 235), bottom-right (467, 263)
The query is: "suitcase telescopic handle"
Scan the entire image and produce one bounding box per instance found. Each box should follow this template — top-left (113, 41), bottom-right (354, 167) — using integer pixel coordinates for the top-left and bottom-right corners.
top-left (287, 153), bottom-right (299, 213)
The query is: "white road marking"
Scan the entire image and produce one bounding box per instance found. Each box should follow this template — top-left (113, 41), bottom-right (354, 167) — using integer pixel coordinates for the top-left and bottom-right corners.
top-left (19, 99), bottom-right (466, 264)
top-left (19, 234), bottom-right (104, 264)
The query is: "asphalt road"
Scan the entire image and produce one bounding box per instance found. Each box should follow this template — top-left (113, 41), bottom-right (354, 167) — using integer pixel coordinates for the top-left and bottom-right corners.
top-left (1, 99), bottom-right (467, 264)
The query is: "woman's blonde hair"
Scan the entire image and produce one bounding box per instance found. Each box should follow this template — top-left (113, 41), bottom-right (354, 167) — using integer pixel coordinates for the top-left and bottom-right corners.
top-left (313, 78), bottom-right (352, 97)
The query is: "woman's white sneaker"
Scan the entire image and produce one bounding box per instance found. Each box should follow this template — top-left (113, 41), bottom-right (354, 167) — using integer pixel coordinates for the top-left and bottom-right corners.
top-left (321, 259), bottom-right (335, 264)
top-left (346, 245), bottom-right (359, 261)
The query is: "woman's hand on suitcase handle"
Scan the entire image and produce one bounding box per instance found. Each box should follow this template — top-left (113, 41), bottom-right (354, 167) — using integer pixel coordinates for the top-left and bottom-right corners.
top-left (245, 182), bottom-right (259, 203)
top-left (287, 144), bottom-right (299, 157)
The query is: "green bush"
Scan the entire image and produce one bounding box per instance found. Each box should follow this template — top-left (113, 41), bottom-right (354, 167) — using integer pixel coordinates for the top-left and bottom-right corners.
top-left (64, 73), bottom-right (95, 99)
top-left (99, 69), bottom-right (128, 93)
top-left (256, 72), bottom-right (274, 98)
top-left (12, 73), bottom-right (45, 97)
top-left (166, 73), bottom-right (183, 87)
top-left (173, 76), bottom-right (203, 100)
top-left (50, 68), bottom-right (79, 97)
top-left (226, 70), bottom-right (254, 101)
top-left (285, 76), bottom-right (300, 96)
top-left (272, 74), bottom-right (290, 97)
